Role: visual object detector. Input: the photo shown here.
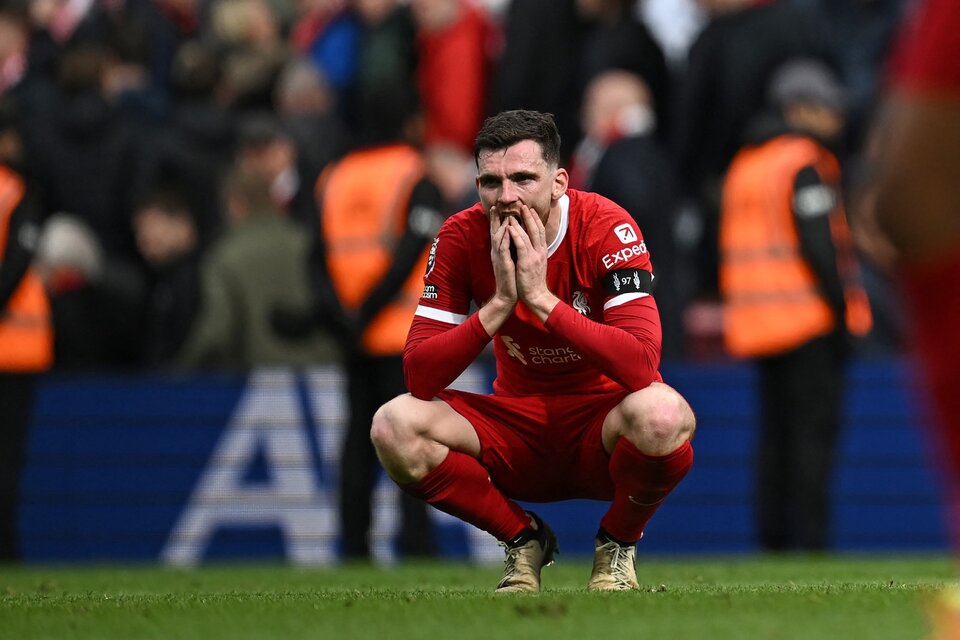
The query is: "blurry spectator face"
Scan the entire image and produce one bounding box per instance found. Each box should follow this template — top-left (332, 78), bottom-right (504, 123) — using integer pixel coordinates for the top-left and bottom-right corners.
top-left (0, 13), bottom-right (27, 64)
top-left (239, 138), bottom-right (296, 183)
top-left (581, 70), bottom-right (653, 142)
top-left (134, 206), bottom-right (197, 267)
top-left (410, 0), bottom-right (459, 31)
top-left (246, 0), bottom-right (280, 46)
top-left (785, 103), bottom-right (844, 143)
top-left (354, 0), bottom-right (396, 24)
top-left (0, 128), bottom-right (22, 167)
top-left (575, 0), bottom-right (612, 19)
top-left (274, 60), bottom-right (333, 115)
top-left (212, 0), bottom-right (279, 47)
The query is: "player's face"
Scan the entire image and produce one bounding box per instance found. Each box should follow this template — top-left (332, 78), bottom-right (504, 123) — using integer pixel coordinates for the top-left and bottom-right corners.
top-left (475, 139), bottom-right (565, 226)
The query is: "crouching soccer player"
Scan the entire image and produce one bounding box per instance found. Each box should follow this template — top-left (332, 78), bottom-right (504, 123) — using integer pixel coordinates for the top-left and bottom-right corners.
top-left (371, 110), bottom-right (695, 592)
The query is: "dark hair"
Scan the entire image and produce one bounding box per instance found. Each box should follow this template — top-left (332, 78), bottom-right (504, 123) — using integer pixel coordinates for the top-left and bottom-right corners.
top-left (473, 110), bottom-right (561, 167)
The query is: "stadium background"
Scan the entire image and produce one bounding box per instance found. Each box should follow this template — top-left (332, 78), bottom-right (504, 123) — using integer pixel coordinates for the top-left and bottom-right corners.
top-left (17, 356), bottom-right (946, 565)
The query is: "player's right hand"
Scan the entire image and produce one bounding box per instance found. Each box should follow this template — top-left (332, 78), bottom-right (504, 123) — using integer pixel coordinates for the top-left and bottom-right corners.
top-left (488, 205), bottom-right (519, 308)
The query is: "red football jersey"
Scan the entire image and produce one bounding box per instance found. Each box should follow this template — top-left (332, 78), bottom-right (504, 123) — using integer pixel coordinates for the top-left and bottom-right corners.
top-left (410, 189), bottom-right (661, 397)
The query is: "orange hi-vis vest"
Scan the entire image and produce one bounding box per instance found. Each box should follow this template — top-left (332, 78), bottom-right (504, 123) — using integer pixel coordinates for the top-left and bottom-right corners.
top-left (719, 135), bottom-right (872, 358)
top-left (319, 144), bottom-right (428, 355)
top-left (0, 167), bottom-right (53, 372)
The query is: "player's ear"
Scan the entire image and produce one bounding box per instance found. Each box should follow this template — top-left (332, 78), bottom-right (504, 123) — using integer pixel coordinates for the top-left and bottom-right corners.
top-left (552, 167), bottom-right (569, 201)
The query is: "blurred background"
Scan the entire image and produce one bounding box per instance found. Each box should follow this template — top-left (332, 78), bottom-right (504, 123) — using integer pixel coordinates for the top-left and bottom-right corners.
top-left (0, 0), bottom-right (942, 566)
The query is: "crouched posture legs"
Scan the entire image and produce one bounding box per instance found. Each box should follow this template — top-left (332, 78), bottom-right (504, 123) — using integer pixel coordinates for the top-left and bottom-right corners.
top-left (370, 384), bottom-right (695, 592)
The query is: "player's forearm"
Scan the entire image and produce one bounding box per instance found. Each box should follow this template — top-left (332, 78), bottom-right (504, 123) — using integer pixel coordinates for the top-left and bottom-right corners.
top-left (403, 313), bottom-right (493, 399)
top-left (544, 301), bottom-right (661, 391)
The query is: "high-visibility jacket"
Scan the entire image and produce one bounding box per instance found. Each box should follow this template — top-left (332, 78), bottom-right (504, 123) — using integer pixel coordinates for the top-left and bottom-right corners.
top-left (318, 144), bottom-right (428, 355)
top-left (0, 167), bottom-right (53, 371)
top-left (719, 134), bottom-right (872, 358)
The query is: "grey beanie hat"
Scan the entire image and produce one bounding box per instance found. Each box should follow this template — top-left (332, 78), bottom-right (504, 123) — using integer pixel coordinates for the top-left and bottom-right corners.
top-left (767, 58), bottom-right (846, 112)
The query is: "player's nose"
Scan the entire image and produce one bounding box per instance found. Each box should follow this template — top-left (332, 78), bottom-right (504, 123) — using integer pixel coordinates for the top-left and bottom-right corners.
top-left (499, 180), bottom-right (519, 204)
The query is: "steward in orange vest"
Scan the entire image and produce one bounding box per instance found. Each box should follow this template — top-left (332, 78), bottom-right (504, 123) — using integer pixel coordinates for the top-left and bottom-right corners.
top-left (720, 129), bottom-right (872, 357)
top-left (719, 58), bottom-right (873, 552)
top-left (0, 165), bottom-right (52, 372)
top-left (316, 143), bottom-right (445, 355)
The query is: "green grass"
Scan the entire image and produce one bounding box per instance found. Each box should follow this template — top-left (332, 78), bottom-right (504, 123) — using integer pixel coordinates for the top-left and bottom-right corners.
top-left (0, 555), bottom-right (954, 639)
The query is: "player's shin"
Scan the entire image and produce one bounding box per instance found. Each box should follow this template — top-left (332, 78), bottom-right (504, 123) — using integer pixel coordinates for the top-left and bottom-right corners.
top-left (400, 450), bottom-right (529, 543)
top-left (599, 438), bottom-right (694, 543)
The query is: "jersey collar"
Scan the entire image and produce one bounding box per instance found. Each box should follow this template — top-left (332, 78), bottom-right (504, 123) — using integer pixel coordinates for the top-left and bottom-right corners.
top-left (547, 193), bottom-right (569, 258)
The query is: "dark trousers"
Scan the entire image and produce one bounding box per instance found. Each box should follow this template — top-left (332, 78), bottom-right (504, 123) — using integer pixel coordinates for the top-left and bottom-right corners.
top-left (339, 353), bottom-right (436, 559)
top-left (0, 374), bottom-right (37, 561)
top-left (756, 332), bottom-right (847, 551)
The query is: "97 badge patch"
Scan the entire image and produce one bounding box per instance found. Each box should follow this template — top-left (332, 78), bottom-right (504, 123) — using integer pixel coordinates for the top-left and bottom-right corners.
top-left (604, 269), bottom-right (653, 296)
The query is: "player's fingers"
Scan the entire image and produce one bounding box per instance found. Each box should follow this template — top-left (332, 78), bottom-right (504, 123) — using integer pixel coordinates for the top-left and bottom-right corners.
top-left (520, 203), bottom-right (544, 244)
top-left (506, 220), bottom-right (526, 254)
top-left (489, 205), bottom-right (502, 235)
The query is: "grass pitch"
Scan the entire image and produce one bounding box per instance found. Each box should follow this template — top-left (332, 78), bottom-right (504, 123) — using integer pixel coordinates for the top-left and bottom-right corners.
top-left (0, 554), bottom-right (953, 639)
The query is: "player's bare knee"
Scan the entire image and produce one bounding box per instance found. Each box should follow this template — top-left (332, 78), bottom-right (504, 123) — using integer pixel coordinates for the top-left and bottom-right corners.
top-left (370, 397), bottom-right (410, 458)
top-left (623, 385), bottom-right (695, 455)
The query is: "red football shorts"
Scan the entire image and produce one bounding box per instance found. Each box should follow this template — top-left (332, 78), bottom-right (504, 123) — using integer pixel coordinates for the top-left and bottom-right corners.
top-left (435, 389), bottom-right (629, 503)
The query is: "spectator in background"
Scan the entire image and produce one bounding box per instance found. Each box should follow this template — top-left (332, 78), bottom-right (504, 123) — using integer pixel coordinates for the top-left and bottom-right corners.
top-left (278, 82), bottom-right (446, 559)
top-left (131, 189), bottom-right (201, 368)
top-left (136, 40), bottom-right (235, 250)
top-left (272, 57), bottom-right (351, 187)
top-left (580, 69), bottom-right (686, 360)
top-left (177, 164), bottom-right (339, 369)
top-left (570, 68), bottom-right (656, 189)
top-left (290, 0), bottom-right (360, 107)
top-left (719, 59), bottom-right (872, 552)
top-left (24, 43), bottom-right (146, 367)
top-left (0, 98), bottom-right (53, 560)
top-left (25, 43), bottom-right (143, 262)
top-left (351, 0), bottom-right (419, 134)
top-left (32, 214), bottom-right (107, 369)
top-left (674, 0), bottom-right (838, 305)
top-left (574, 0), bottom-right (671, 143)
top-left (411, 0), bottom-right (495, 154)
top-left (235, 111), bottom-right (321, 233)
top-left (209, 0), bottom-right (294, 111)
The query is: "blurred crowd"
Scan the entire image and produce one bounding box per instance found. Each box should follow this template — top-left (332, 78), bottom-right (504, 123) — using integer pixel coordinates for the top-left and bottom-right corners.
top-left (0, 0), bottom-right (912, 372)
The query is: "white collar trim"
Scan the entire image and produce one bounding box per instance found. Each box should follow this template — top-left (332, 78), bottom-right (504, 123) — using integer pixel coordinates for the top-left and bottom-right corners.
top-left (547, 194), bottom-right (569, 258)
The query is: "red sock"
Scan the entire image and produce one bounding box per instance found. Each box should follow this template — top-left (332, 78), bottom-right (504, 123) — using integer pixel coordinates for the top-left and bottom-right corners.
top-left (902, 249), bottom-right (960, 542)
top-left (401, 450), bottom-right (529, 543)
top-left (600, 439), bottom-right (693, 543)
